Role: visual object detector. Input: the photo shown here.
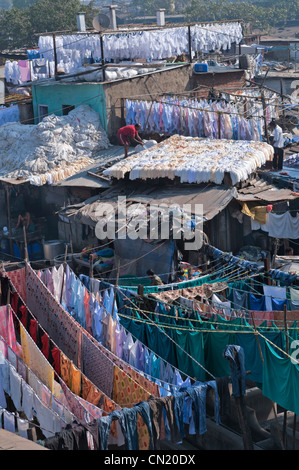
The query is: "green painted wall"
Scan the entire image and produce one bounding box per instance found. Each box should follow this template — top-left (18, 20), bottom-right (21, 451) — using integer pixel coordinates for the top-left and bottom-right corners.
top-left (31, 82), bottom-right (107, 131)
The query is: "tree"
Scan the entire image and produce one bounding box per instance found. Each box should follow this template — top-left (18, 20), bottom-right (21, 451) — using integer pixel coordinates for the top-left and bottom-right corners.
top-left (12, 0), bottom-right (38, 8)
top-left (0, 0), bottom-right (99, 50)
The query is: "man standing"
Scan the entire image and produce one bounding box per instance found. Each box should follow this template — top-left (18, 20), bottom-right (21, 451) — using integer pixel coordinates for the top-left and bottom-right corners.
top-left (269, 120), bottom-right (284, 170)
top-left (117, 123), bottom-right (144, 158)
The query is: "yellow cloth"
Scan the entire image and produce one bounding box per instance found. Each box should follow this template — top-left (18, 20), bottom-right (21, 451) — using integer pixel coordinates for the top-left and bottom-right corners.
top-left (241, 202), bottom-right (268, 225)
top-left (113, 365), bottom-right (151, 450)
top-left (20, 323), bottom-right (54, 393)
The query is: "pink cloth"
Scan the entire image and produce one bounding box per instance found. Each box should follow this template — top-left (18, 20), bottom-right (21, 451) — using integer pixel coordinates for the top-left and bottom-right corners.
top-left (248, 310), bottom-right (274, 326)
top-left (0, 305), bottom-right (17, 353)
top-left (6, 268), bottom-right (26, 302)
top-left (17, 60), bottom-right (31, 82)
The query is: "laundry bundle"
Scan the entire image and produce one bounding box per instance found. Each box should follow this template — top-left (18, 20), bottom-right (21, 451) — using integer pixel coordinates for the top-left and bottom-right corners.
top-left (0, 105), bottom-right (110, 186)
top-left (103, 134), bottom-right (273, 185)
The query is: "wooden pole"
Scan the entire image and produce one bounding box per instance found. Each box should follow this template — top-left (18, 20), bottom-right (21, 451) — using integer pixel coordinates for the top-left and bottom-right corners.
top-left (89, 253), bottom-right (95, 278)
top-left (261, 90), bottom-right (269, 144)
top-left (23, 225), bottom-right (28, 262)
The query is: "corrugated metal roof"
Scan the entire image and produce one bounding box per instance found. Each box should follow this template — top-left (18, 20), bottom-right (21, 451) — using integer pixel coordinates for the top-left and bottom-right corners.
top-left (58, 182), bottom-right (236, 226)
top-left (53, 145), bottom-right (131, 188)
top-left (237, 178), bottom-right (298, 202)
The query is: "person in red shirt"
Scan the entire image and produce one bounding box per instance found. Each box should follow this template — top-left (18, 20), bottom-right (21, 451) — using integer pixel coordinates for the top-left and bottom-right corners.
top-left (117, 123), bottom-right (144, 157)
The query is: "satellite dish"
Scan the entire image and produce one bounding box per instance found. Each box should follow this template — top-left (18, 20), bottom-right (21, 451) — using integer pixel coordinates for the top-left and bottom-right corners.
top-left (93, 14), bottom-right (111, 31)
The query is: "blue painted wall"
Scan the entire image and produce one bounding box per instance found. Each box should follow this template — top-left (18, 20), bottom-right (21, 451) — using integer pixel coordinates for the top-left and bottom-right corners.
top-left (31, 82), bottom-right (107, 131)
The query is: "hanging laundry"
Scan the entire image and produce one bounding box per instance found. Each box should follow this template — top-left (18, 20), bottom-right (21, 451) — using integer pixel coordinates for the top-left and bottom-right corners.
top-left (263, 285), bottom-right (287, 312)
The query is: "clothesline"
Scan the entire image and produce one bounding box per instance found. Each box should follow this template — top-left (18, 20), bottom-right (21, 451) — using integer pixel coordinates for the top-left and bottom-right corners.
top-left (5, 273), bottom-right (122, 416)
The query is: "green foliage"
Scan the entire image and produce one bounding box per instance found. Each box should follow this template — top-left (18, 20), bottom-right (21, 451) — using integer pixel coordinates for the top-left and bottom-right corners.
top-left (183, 0), bottom-right (299, 30)
top-left (0, 0), bottom-right (99, 50)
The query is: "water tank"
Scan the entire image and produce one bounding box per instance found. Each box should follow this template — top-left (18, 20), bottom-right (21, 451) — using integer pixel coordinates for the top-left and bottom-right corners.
top-left (239, 54), bottom-right (250, 70)
top-left (193, 63), bottom-right (209, 73)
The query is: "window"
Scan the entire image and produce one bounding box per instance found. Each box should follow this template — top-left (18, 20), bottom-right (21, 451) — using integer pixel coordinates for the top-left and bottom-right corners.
top-left (62, 104), bottom-right (75, 116)
top-left (38, 104), bottom-right (48, 122)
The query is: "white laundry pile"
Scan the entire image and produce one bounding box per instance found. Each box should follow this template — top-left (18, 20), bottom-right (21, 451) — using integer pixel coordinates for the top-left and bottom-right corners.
top-left (0, 105), bottom-right (20, 127)
top-left (0, 105), bottom-right (110, 186)
top-left (103, 134), bottom-right (273, 185)
top-left (125, 97), bottom-right (264, 141)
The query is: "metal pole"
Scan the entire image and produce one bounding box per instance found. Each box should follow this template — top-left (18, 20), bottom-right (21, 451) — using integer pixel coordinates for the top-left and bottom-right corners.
top-left (53, 33), bottom-right (58, 79)
top-left (188, 25), bottom-right (192, 64)
top-left (100, 33), bottom-right (106, 82)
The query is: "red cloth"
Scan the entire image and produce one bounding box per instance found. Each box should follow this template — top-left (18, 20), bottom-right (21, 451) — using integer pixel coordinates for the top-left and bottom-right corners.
top-left (51, 346), bottom-right (60, 376)
top-left (41, 332), bottom-right (49, 360)
top-left (29, 318), bottom-right (38, 343)
top-left (19, 305), bottom-right (27, 328)
top-left (118, 125), bottom-right (137, 138)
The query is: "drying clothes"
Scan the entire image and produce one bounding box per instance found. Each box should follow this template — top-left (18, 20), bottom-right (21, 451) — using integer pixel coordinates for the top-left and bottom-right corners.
top-left (20, 323), bottom-right (54, 394)
top-left (113, 365), bottom-right (151, 408)
top-left (182, 384), bottom-right (209, 435)
top-left (0, 305), bottom-right (17, 354)
top-left (263, 285), bottom-right (286, 312)
top-left (113, 403), bottom-right (154, 451)
top-left (266, 212), bottom-right (299, 239)
top-left (248, 310), bottom-right (274, 327)
top-left (262, 341), bottom-right (299, 417)
top-left (82, 334), bottom-right (114, 398)
top-left (212, 294), bottom-right (232, 318)
top-left (6, 267), bottom-right (26, 302)
top-left (271, 298), bottom-right (287, 311)
top-left (37, 23), bottom-right (242, 74)
top-left (249, 293), bottom-right (266, 311)
top-left (16, 417), bottom-right (29, 439)
top-left (236, 330), bottom-right (283, 384)
top-left (223, 345), bottom-right (246, 397)
top-left (241, 203), bottom-right (269, 225)
top-left (9, 365), bottom-right (22, 411)
top-left (21, 380), bottom-right (34, 420)
top-left (148, 395), bottom-right (181, 446)
top-left (104, 135), bottom-right (272, 186)
top-left (290, 287), bottom-right (299, 310)
top-left (125, 97), bottom-right (263, 143)
top-left (0, 369), bottom-right (7, 409)
top-left (215, 376), bottom-right (231, 419)
top-left (3, 409), bottom-right (16, 434)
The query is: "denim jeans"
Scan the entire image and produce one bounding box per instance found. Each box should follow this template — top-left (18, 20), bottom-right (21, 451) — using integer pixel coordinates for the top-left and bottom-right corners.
top-left (223, 344), bottom-right (246, 397)
top-left (116, 402), bottom-right (154, 450)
